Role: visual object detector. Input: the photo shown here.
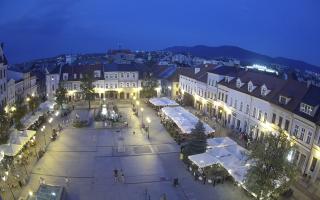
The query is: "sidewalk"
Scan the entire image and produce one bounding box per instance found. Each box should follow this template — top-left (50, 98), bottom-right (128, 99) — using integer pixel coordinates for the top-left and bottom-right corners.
top-left (0, 110), bottom-right (71, 200)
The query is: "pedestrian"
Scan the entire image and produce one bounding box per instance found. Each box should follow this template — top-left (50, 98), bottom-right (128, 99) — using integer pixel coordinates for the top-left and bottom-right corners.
top-left (18, 180), bottom-right (22, 188)
top-left (65, 177), bottom-right (70, 186)
top-left (113, 169), bottom-right (118, 182)
top-left (120, 169), bottom-right (125, 183)
top-left (133, 131), bottom-right (135, 135)
top-left (39, 177), bottom-right (45, 185)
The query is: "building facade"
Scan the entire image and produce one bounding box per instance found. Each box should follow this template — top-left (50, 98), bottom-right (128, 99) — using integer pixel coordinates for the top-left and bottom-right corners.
top-left (179, 65), bottom-right (320, 182)
top-left (0, 44), bottom-right (7, 108)
top-left (46, 63), bottom-right (146, 101)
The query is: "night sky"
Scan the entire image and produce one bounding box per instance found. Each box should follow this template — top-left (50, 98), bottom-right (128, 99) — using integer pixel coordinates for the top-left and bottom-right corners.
top-left (0, 0), bottom-right (319, 66)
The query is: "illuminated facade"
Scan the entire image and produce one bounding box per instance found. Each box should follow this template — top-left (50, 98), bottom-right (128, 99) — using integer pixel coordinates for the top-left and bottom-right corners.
top-left (46, 63), bottom-right (144, 100)
top-left (179, 65), bottom-right (320, 182)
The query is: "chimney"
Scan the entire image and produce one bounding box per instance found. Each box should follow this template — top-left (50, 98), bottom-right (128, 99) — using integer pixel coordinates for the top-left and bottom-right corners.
top-left (194, 67), bottom-right (200, 74)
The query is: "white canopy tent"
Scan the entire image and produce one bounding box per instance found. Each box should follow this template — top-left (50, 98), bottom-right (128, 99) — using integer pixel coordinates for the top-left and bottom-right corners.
top-left (207, 137), bottom-right (237, 148)
top-left (188, 153), bottom-right (219, 168)
top-left (0, 143), bottom-right (23, 157)
top-left (0, 130), bottom-right (37, 157)
top-left (149, 97), bottom-right (179, 107)
top-left (39, 100), bottom-right (56, 112)
top-left (189, 137), bottom-right (250, 184)
top-left (21, 111), bottom-right (43, 128)
top-left (161, 106), bottom-right (215, 135)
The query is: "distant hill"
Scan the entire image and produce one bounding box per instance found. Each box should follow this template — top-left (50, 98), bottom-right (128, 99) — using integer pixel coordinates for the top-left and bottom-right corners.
top-left (165, 45), bottom-right (320, 72)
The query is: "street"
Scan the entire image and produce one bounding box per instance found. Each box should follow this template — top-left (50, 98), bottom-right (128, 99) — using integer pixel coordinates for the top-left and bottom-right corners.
top-left (18, 101), bottom-right (251, 200)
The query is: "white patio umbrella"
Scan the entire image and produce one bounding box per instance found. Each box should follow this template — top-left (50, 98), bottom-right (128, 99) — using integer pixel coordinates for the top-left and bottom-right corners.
top-left (0, 143), bottom-right (22, 157)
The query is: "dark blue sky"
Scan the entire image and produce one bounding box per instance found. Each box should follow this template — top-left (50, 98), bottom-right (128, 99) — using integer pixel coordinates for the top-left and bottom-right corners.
top-left (0, 0), bottom-right (319, 66)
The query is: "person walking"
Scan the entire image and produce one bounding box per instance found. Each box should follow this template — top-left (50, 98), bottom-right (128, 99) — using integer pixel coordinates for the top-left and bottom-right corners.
top-left (113, 169), bottom-right (118, 182)
top-left (120, 169), bottom-right (125, 183)
top-left (65, 177), bottom-right (70, 186)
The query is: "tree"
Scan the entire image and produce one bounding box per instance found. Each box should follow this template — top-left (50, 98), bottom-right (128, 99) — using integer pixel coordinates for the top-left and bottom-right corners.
top-left (140, 76), bottom-right (158, 98)
top-left (183, 120), bottom-right (207, 156)
top-left (0, 108), bottom-right (10, 144)
top-left (55, 84), bottom-right (68, 109)
top-left (12, 98), bottom-right (28, 129)
top-left (245, 129), bottom-right (298, 199)
top-left (27, 95), bottom-right (40, 114)
top-left (80, 74), bottom-right (95, 109)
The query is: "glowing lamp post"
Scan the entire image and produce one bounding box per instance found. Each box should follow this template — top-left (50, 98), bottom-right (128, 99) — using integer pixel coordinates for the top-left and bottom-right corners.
top-left (41, 125), bottom-right (47, 146)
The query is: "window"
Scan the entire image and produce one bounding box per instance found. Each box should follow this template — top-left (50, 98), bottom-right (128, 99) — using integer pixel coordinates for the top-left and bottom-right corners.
top-left (246, 104), bottom-right (249, 114)
top-left (63, 73), bottom-right (68, 81)
top-left (105, 74), bottom-right (109, 79)
top-left (126, 82), bottom-right (130, 87)
top-left (132, 73), bottom-right (135, 78)
top-left (252, 107), bottom-right (256, 117)
top-left (132, 83), bottom-right (136, 87)
top-left (310, 158), bottom-right (317, 172)
top-left (261, 85), bottom-right (267, 96)
top-left (284, 120), bottom-right (290, 131)
top-left (300, 128), bottom-right (305, 141)
top-left (306, 131), bottom-right (312, 144)
top-left (272, 113), bottom-right (276, 124)
top-left (258, 111), bottom-right (262, 120)
top-left (80, 74), bottom-right (83, 79)
top-left (240, 102), bottom-right (243, 112)
top-left (300, 103), bottom-right (313, 115)
top-left (114, 84), bottom-right (117, 88)
top-left (264, 112), bottom-right (267, 123)
top-left (234, 100), bottom-right (238, 109)
top-left (221, 93), bottom-right (224, 101)
top-left (225, 94), bottom-right (228, 103)
top-left (74, 74), bottom-right (77, 79)
top-left (279, 96), bottom-right (288, 105)
top-left (106, 84), bottom-right (108, 88)
top-left (248, 82), bottom-right (253, 92)
top-left (278, 116), bottom-right (283, 128)
top-left (121, 73), bottom-right (124, 78)
top-left (236, 78), bottom-right (241, 88)
top-left (293, 125), bottom-right (299, 136)
top-left (230, 97), bottom-right (233, 106)
top-left (94, 71), bottom-right (101, 78)
top-left (115, 74), bottom-right (118, 79)
top-left (126, 73), bottom-right (130, 78)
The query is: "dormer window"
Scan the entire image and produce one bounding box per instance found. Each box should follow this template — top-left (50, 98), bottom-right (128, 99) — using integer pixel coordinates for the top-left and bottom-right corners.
top-left (261, 85), bottom-right (268, 96)
top-left (63, 73), bottom-right (68, 81)
top-left (279, 95), bottom-right (290, 105)
top-left (248, 81), bottom-right (254, 92)
top-left (94, 70), bottom-right (101, 78)
top-left (236, 78), bottom-right (242, 88)
top-left (300, 103), bottom-right (313, 115)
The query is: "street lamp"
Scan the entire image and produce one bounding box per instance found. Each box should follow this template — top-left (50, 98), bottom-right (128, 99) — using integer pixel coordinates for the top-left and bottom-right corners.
top-left (146, 117), bottom-right (151, 139)
top-left (2, 173), bottom-right (15, 199)
top-left (140, 107), bottom-right (144, 124)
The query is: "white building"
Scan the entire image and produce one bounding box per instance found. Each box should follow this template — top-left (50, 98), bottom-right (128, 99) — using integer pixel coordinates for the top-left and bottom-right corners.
top-left (46, 63), bottom-right (145, 101)
top-left (179, 65), bottom-right (320, 183)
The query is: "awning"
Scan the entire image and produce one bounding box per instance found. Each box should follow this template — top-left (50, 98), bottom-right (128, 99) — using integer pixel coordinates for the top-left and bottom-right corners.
top-left (0, 143), bottom-right (23, 157)
top-left (161, 106), bottom-right (215, 134)
top-left (149, 97), bottom-right (179, 107)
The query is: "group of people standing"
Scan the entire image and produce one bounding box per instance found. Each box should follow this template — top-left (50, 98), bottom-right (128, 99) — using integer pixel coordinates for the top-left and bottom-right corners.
top-left (113, 168), bottom-right (125, 183)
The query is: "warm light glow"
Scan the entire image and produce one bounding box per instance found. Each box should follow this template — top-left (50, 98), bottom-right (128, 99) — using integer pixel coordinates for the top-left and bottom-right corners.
top-left (146, 117), bottom-right (151, 124)
top-left (26, 97), bottom-right (30, 102)
top-left (136, 100), bottom-right (140, 106)
top-left (55, 111), bottom-right (60, 116)
top-left (29, 191), bottom-right (33, 196)
top-left (48, 118), bottom-right (53, 123)
top-left (140, 107), bottom-right (144, 112)
top-left (168, 86), bottom-right (172, 90)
